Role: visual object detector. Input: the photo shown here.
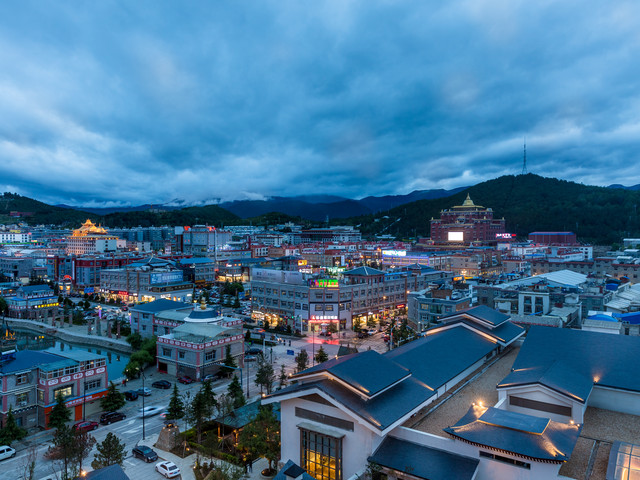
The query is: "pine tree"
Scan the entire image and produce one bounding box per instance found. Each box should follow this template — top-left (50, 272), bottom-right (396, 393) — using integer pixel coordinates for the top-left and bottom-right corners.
top-left (91, 433), bottom-right (126, 469)
top-left (48, 394), bottom-right (71, 430)
top-left (314, 346), bottom-right (329, 364)
top-left (166, 384), bottom-right (185, 420)
top-left (220, 344), bottom-right (237, 377)
top-left (100, 382), bottom-right (125, 413)
top-left (254, 356), bottom-right (275, 394)
top-left (227, 375), bottom-right (245, 409)
top-left (238, 405), bottom-right (280, 473)
top-left (278, 364), bottom-right (288, 390)
top-left (295, 349), bottom-right (309, 373)
top-left (0, 406), bottom-right (27, 445)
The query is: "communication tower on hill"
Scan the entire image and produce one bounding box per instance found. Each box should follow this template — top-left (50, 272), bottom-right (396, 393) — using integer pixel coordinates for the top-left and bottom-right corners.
top-left (521, 139), bottom-right (528, 175)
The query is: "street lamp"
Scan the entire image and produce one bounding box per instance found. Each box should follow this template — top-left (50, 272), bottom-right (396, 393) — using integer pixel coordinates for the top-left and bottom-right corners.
top-left (139, 368), bottom-right (146, 440)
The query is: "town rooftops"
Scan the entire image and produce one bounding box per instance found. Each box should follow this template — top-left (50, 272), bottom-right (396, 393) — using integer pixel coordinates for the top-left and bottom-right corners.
top-left (386, 327), bottom-right (497, 390)
top-left (369, 436), bottom-right (479, 480)
top-left (441, 304), bottom-right (510, 327)
top-left (498, 360), bottom-right (594, 403)
top-left (499, 326), bottom-right (640, 394)
top-left (343, 266), bottom-right (385, 276)
top-left (265, 374), bottom-right (436, 432)
top-left (16, 284), bottom-right (53, 294)
top-left (444, 405), bottom-right (582, 463)
top-left (0, 350), bottom-right (72, 374)
top-left (130, 299), bottom-right (192, 313)
top-left (295, 350), bottom-right (411, 398)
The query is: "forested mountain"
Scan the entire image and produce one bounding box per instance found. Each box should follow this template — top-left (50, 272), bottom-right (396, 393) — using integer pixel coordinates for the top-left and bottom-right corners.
top-left (338, 174), bottom-right (640, 245)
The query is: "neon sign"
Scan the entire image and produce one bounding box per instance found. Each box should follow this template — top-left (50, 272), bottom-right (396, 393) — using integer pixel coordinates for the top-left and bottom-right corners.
top-left (496, 233), bottom-right (515, 239)
top-left (310, 279), bottom-right (338, 288)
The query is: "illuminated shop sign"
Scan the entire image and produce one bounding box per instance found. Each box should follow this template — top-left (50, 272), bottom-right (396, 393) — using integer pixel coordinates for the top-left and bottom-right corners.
top-left (309, 279), bottom-right (338, 288)
top-left (382, 250), bottom-right (407, 257)
top-left (496, 233), bottom-right (516, 239)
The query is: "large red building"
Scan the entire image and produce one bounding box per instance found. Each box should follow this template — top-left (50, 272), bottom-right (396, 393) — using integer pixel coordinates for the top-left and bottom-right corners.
top-left (430, 194), bottom-right (506, 244)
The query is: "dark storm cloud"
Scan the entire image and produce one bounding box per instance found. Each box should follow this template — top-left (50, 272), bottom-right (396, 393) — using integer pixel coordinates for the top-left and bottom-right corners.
top-left (1, 0), bottom-right (640, 206)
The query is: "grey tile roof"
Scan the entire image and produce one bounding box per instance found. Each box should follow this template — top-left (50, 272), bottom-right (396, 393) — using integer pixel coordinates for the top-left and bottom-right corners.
top-left (213, 400), bottom-right (281, 429)
top-left (369, 437), bottom-right (479, 480)
top-left (498, 360), bottom-right (594, 403)
top-left (444, 305), bottom-right (510, 326)
top-left (82, 464), bottom-right (131, 480)
top-left (385, 327), bottom-right (497, 391)
top-left (296, 350), bottom-right (411, 397)
top-left (443, 318), bottom-right (524, 346)
top-left (444, 405), bottom-right (582, 462)
top-left (267, 375), bottom-right (436, 432)
top-left (274, 460), bottom-right (316, 480)
top-left (503, 326), bottom-right (640, 393)
top-left (130, 299), bottom-right (191, 313)
top-left (343, 266), bottom-right (385, 276)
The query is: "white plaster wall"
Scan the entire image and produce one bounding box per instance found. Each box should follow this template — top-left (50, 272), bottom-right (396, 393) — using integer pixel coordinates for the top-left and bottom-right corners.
top-left (589, 386), bottom-right (640, 416)
top-left (280, 397), bottom-right (381, 480)
top-left (500, 385), bottom-right (580, 423)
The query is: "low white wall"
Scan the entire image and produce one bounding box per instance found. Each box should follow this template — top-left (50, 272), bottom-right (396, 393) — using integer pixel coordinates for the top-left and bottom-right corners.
top-left (589, 386), bottom-right (640, 416)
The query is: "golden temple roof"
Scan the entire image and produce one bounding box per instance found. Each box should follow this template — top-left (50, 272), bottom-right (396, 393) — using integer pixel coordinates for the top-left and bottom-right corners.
top-left (71, 219), bottom-right (109, 237)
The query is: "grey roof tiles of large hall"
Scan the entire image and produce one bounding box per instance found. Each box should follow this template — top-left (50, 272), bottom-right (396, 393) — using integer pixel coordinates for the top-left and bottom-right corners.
top-left (500, 326), bottom-right (640, 393)
top-left (385, 326), bottom-right (497, 390)
top-left (369, 436), bottom-right (479, 480)
top-left (444, 405), bottom-right (582, 462)
top-left (294, 349), bottom-right (411, 397)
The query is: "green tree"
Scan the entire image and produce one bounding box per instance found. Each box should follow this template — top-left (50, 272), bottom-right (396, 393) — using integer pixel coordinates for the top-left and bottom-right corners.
top-left (295, 349), bottom-right (309, 373)
top-left (100, 382), bottom-right (125, 413)
top-left (141, 336), bottom-right (158, 362)
top-left (227, 375), bottom-right (245, 409)
top-left (314, 346), bottom-right (329, 364)
top-left (238, 405), bottom-right (280, 473)
top-left (123, 360), bottom-right (141, 380)
top-left (126, 332), bottom-right (143, 350)
top-left (352, 317), bottom-right (362, 332)
top-left (0, 296), bottom-right (8, 316)
top-left (254, 356), bottom-right (275, 394)
top-left (45, 425), bottom-right (96, 480)
top-left (91, 432), bottom-right (126, 469)
top-left (220, 344), bottom-right (237, 377)
top-left (166, 384), bottom-right (185, 420)
top-left (278, 364), bottom-right (288, 390)
top-left (130, 349), bottom-right (154, 368)
top-left (186, 383), bottom-right (217, 443)
top-left (0, 407), bottom-right (27, 445)
top-left (48, 394), bottom-right (71, 430)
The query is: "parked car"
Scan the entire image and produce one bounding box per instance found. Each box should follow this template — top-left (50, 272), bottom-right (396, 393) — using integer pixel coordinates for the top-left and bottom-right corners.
top-left (246, 347), bottom-right (264, 356)
top-left (0, 446), bottom-right (16, 461)
top-left (177, 376), bottom-right (194, 384)
top-left (152, 380), bottom-right (172, 389)
top-left (138, 406), bottom-right (164, 418)
top-left (132, 445), bottom-right (158, 462)
top-left (244, 355), bottom-right (258, 362)
top-left (72, 421), bottom-right (99, 432)
top-left (125, 390), bottom-right (139, 401)
top-left (99, 411), bottom-right (127, 425)
top-left (137, 387), bottom-right (152, 396)
top-left (156, 460), bottom-right (181, 478)
top-left (202, 373), bottom-right (221, 383)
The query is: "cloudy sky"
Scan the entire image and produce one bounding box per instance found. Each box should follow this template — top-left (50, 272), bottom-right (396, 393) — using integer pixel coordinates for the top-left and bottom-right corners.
top-left (1, 1), bottom-right (640, 206)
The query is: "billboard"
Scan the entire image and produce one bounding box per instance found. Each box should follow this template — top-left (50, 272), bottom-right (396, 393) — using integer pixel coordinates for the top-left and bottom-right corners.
top-left (448, 232), bottom-right (464, 242)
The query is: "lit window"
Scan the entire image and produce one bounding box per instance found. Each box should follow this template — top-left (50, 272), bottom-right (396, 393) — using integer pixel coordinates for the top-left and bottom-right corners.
top-left (301, 429), bottom-right (342, 480)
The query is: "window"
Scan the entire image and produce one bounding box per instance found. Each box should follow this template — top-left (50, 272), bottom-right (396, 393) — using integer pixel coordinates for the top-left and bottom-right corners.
top-left (38, 390), bottom-right (44, 403)
top-left (301, 429), bottom-right (343, 480)
top-left (315, 305), bottom-right (324, 311)
top-left (85, 379), bottom-right (101, 391)
top-left (162, 348), bottom-right (172, 357)
top-left (205, 351), bottom-right (216, 361)
top-left (179, 350), bottom-right (186, 359)
top-left (325, 305), bottom-right (334, 311)
top-left (16, 392), bottom-right (28, 407)
top-left (16, 373), bottom-right (28, 385)
top-left (479, 451), bottom-right (530, 469)
top-left (54, 385), bottom-right (73, 399)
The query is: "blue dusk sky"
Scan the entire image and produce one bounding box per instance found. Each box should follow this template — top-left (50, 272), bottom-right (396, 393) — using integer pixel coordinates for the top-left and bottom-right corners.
top-left (1, 1), bottom-right (640, 207)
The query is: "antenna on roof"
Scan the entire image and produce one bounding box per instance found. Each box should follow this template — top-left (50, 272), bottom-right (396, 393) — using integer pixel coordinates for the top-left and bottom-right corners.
top-left (521, 138), bottom-right (528, 175)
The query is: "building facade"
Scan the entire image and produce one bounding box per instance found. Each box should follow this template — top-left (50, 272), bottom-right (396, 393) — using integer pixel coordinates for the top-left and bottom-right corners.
top-left (430, 195), bottom-right (506, 244)
top-left (66, 220), bottom-right (118, 255)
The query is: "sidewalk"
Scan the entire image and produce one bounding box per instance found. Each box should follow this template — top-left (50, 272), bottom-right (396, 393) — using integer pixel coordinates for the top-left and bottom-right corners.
top-left (138, 432), bottom-right (198, 480)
